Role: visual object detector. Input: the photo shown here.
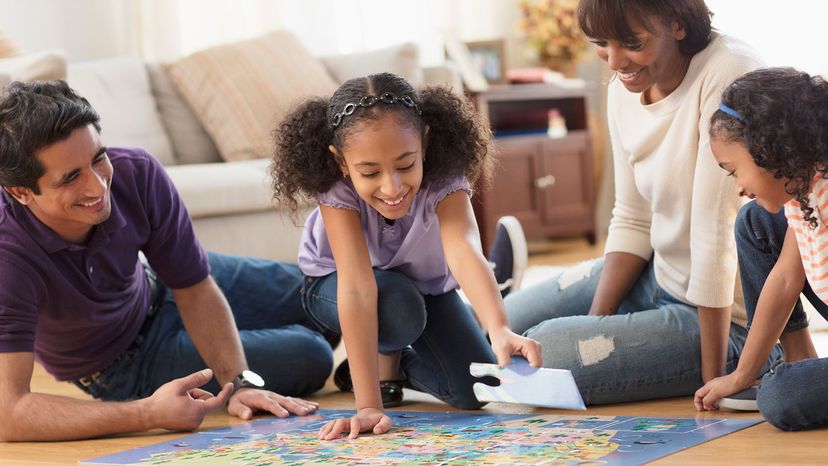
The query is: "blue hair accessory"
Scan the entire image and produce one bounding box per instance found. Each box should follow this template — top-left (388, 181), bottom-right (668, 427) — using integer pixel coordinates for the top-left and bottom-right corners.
top-left (718, 102), bottom-right (746, 123)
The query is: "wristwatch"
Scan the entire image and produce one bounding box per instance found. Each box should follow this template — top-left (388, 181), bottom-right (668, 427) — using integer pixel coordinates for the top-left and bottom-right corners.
top-left (231, 369), bottom-right (265, 394)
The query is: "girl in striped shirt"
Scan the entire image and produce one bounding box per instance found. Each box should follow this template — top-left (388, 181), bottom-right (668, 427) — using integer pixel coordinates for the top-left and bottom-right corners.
top-left (696, 67), bottom-right (828, 431)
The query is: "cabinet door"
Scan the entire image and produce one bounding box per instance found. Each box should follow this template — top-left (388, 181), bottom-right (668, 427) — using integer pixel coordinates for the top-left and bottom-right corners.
top-left (489, 137), bottom-right (545, 238)
top-left (538, 132), bottom-right (595, 231)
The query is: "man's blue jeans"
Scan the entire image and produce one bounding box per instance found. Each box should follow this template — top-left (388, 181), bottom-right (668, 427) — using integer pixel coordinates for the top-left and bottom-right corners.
top-left (504, 258), bottom-right (776, 405)
top-left (76, 252), bottom-right (333, 401)
top-left (301, 269), bottom-right (496, 410)
top-left (736, 201), bottom-right (828, 431)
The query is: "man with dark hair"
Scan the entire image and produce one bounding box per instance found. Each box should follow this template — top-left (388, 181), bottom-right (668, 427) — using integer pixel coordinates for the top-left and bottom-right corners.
top-left (0, 80), bottom-right (333, 441)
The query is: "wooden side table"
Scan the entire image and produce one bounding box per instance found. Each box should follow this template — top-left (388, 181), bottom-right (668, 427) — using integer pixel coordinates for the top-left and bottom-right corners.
top-left (472, 83), bottom-right (597, 252)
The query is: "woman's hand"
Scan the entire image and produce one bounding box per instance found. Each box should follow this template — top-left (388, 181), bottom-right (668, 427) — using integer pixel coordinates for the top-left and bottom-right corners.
top-left (317, 407), bottom-right (392, 440)
top-left (489, 326), bottom-right (543, 367)
top-left (694, 371), bottom-right (754, 411)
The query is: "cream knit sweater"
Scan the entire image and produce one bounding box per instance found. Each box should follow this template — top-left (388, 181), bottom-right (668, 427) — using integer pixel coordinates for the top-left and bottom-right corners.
top-left (605, 33), bottom-right (762, 326)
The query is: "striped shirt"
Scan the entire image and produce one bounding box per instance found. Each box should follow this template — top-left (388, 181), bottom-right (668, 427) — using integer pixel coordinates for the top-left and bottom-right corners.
top-left (785, 177), bottom-right (828, 302)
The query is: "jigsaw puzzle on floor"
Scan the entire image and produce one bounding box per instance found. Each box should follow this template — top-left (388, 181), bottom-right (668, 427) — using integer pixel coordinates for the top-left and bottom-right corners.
top-left (82, 410), bottom-right (760, 465)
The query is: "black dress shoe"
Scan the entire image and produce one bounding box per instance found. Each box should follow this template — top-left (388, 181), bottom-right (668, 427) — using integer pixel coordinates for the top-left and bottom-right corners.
top-left (333, 359), bottom-right (405, 408)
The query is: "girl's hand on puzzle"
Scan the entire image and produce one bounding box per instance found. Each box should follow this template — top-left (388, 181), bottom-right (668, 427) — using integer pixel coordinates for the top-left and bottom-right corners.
top-left (317, 407), bottom-right (392, 440)
top-left (227, 388), bottom-right (319, 420)
top-left (694, 371), bottom-right (752, 411)
top-left (489, 326), bottom-right (543, 368)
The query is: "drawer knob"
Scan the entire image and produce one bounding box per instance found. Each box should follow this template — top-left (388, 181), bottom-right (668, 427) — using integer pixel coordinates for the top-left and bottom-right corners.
top-left (535, 174), bottom-right (556, 189)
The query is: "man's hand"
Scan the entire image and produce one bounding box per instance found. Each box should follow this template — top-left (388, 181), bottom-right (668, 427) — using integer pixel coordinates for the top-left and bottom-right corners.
top-left (317, 407), bottom-right (392, 440)
top-left (489, 326), bottom-right (543, 368)
top-left (142, 369), bottom-right (232, 431)
top-left (227, 388), bottom-right (319, 420)
top-left (694, 371), bottom-right (753, 411)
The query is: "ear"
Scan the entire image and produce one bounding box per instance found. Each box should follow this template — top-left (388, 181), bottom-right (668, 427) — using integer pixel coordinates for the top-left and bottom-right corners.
top-left (3, 186), bottom-right (34, 205)
top-left (672, 20), bottom-right (687, 41)
top-left (328, 145), bottom-right (349, 178)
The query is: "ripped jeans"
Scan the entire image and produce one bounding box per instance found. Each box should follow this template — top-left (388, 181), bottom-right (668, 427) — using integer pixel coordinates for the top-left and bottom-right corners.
top-left (504, 259), bottom-right (775, 405)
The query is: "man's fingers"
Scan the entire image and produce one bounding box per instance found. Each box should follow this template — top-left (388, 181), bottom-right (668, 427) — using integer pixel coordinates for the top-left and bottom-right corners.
top-left (201, 382), bottom-right (233, 412)
top-left (176, 368), bottom-right (213, 392)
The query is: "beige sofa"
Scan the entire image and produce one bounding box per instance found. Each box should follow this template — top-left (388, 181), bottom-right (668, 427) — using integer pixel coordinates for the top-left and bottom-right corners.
top-left (64, 31), bottom-right (461, 262)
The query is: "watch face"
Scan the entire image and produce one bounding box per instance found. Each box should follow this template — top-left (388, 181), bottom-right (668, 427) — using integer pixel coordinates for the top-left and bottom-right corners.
top-left (242, 370), bottom-right (265, 387)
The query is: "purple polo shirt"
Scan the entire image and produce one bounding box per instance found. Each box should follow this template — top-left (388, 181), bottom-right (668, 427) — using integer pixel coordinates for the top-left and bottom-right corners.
top-left (0, 147), bottom-right (209, 380)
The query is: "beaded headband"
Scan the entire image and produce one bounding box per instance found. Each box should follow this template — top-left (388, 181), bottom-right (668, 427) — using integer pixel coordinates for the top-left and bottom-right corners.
top-left (331, 92), bottom-right (422, 128)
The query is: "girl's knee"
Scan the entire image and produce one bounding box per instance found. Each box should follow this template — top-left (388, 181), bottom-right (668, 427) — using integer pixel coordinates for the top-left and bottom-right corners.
top-left (375, 274), bottom-right (427, 350)
top-left (758, 370), bottom-right (827, 431)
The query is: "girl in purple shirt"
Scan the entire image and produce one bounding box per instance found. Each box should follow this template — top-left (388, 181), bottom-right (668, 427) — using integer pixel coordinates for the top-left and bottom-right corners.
top-left (271, 72), bottom-right (541, 439)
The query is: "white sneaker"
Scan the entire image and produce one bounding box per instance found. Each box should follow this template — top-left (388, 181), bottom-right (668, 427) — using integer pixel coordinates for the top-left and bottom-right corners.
top-left (719, 386), bottom-right (759, 411)
top-left (487, 216), bottom-right (528, 297)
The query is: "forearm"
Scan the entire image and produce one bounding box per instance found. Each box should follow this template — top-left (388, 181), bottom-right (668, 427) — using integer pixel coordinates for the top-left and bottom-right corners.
top-left (447, 244), bottom-right (508, 333)
top-left (698, 306), bottom-right (731, 382)
top-left (2, 393), bottom-right (148, 441)
top-left (175, 278), bottom-right (246, 385)
top-left (733, 277), bottom-right (801, 383)
top-left (588, 252), bottom-right (648, 316)
top-left (338, 288), bottom-right (383, 411)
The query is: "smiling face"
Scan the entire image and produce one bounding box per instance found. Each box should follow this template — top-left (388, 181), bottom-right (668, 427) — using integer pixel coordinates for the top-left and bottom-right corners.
top-left (590, 15), bottom-right (690, 103)
top-left (331, 113), bottom-right (424, 220)
top-left (711, 137), bottom-right (794, 213)
top-left (4, 124), bottom-right (113, 243)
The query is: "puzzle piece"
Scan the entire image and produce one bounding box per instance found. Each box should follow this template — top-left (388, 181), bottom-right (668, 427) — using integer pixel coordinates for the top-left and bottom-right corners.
top-left (470, 357), bottom-right (586, 410)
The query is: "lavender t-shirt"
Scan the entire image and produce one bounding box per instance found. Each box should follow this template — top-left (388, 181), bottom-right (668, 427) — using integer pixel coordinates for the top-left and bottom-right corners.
top-left (298, 177), bottom-right (470, 295)
top-left (0, 147), bottom-right (209, 380)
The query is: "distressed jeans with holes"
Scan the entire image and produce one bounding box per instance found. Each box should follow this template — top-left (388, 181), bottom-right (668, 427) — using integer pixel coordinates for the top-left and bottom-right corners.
top-left (504, 258), bottom-right (781, 405)
top-left (301, 268), bottom-right (496, 410)
top-left (737, 201), bottom-right (828, 431)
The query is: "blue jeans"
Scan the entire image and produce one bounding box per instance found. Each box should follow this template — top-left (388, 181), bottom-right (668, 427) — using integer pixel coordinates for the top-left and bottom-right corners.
top-left (301, 269), bottom-right (496, 410)
top-left (76, 252), bottom-right (333, 401)
top-left (504, 258), bottom-right (775, 405)
top-left (737, 201), bottom-right (828, 431)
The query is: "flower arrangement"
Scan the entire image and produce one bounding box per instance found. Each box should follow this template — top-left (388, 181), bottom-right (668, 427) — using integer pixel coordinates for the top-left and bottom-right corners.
top-left (517, 0), bottom-right (589, 68)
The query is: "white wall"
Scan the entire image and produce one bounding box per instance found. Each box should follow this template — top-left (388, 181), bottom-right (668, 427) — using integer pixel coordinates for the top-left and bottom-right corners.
top-left (0, 0), bottom-right (139, 61)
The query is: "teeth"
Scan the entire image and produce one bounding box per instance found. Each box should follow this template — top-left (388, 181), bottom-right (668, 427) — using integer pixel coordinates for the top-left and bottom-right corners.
top-left (79, 197), bottom-right (101, 207)
top-left (619, 70), bottom-right (639, 80)
top-left (382, 197), bottom-right (403, 206)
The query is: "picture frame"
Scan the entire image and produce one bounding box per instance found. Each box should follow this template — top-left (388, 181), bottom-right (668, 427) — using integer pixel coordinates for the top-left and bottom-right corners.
top-left (464, 39), bottom-right (507, 85)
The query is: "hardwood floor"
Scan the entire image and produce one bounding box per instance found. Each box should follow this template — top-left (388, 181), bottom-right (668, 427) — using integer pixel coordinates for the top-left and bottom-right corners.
top-left (3, 237), bottom-right (826, 465)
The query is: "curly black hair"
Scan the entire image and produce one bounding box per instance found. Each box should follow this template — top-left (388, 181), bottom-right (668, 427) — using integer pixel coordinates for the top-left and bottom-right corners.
top-left (270, 72), bottom-right (493, 214)
top-left (709, 67), bottom-right (828, 229)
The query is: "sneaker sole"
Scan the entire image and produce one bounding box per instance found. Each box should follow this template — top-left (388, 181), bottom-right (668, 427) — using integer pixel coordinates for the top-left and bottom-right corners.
top-left (497, 216), bottom-right (528, 291)
top-left (719, 397), bottom-right (758, 411)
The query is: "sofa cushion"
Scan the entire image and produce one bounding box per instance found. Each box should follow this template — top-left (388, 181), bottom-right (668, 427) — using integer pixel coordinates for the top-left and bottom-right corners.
top-left (67, 57), bottom-right (176, 166)
top-left (0, 50), bottom-right (67, 88)
top-left (166, 30), bottom-right (338, 162)
top-left (146, 63), bottom-right (222, 166)
top-left (164, 158), bottom-right (273, 218)
top-left (320, 43), bottom-right (424, 86)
